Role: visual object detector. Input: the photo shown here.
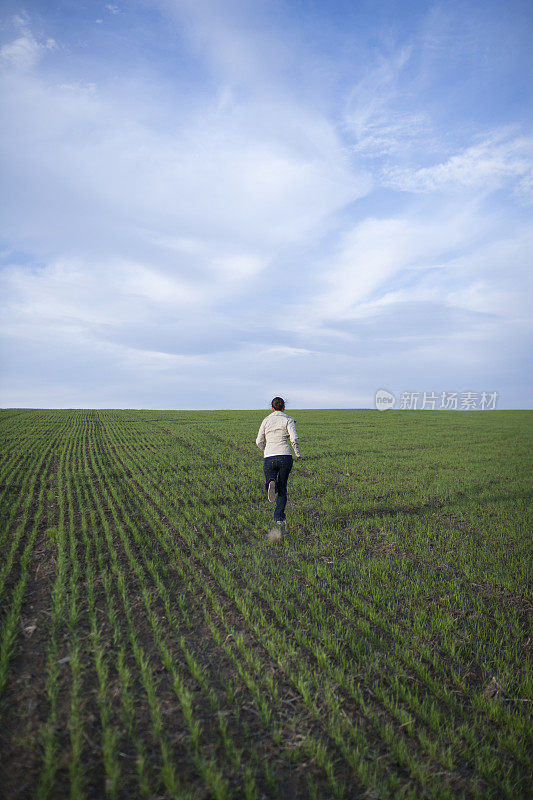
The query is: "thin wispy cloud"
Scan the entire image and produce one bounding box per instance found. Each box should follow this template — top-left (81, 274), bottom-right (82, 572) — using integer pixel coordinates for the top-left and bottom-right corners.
top-left (383, 129), bottom-right (533, 198)
top-left (0, 0), bottom-right (531, 408)
top-left (343, 45), bottom-right (434, 157)
top-left (0, 11), bottom-right (55, 70)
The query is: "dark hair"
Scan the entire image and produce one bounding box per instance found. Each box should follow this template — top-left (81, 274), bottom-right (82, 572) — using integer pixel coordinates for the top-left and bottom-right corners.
top-left (271, 396), bottom-right (285, 411)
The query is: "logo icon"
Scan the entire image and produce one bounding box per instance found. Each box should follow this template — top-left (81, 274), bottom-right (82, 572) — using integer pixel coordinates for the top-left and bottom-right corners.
top-left (375, 389), bottom-right (396, 411)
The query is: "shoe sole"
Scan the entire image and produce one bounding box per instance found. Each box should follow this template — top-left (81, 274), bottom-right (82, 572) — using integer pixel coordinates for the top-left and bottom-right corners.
top-left (267, 480), bottom-right (277, 502)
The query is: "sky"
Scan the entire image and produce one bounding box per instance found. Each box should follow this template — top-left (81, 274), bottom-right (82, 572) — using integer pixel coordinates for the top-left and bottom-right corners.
top-left (0, 0), bottom-right (532, 410)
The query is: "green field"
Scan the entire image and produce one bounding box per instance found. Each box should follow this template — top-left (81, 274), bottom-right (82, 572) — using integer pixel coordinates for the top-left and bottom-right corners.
top-left (0, 408), bottom-right (531, 799)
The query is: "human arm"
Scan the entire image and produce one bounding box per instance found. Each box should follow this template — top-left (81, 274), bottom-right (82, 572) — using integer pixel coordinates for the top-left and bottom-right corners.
top-left (255, 418), bottom-right (267, 452)
top-left (287, 417), bottom-right (302, 458)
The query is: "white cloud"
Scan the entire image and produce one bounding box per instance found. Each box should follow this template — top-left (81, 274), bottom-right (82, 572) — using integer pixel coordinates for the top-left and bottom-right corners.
top-left (0, 13), bottom-right (56, 72)
top-left (1, 35), bottom-right (42, 71)
top-left (0, 65), bottom-right (367, 258)
top-left (343, 45), bottom-right (433, 156)
top-left (383, 130), bottom-right (533, 199)
top-left (282, 386), bottom-right (368, 407)
top-left (407, 232), bottom-right (533, 318)
top-left (211, 254), bottom-right (264, 281)
top-left (156, 0), bottom-right (295, 91)
top-left (291, 200), bottom-right (490, 326)
top-left (1, 3), bottom-right (531, 409)
top-left (273, 197), bottom-right (533, 402)
top-left (260, 346), bottom-right (316, 358)
top-left (123, 264), bottom-right (205, 307)
top-left (0, 10), bottom-right (371, 411)
top-left (0, 256), bottom-right (214, 338)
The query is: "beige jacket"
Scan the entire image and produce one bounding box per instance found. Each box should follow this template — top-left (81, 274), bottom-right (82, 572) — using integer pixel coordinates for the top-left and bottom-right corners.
top-left (256, 411), bottom-right (301, 458)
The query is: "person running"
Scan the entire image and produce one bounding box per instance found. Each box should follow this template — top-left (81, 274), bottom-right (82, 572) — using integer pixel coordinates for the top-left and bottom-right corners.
top-left (255, 397), bottom-right (302, 525)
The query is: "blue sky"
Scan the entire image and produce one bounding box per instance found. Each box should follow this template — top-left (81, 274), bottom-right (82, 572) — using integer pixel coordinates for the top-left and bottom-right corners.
top-left (0, 0), bottom-right (532, 409)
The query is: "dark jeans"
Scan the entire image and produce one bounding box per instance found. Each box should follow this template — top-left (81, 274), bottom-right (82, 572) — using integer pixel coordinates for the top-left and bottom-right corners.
top-left (263, 454), bottom-right (293, 522)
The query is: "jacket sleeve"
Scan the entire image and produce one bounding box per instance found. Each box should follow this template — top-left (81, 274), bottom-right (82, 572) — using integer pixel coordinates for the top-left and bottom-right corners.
top-left (287, 417), bottom-right (301, 457)
top-left (255, 418), bottom-right (267, 451)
